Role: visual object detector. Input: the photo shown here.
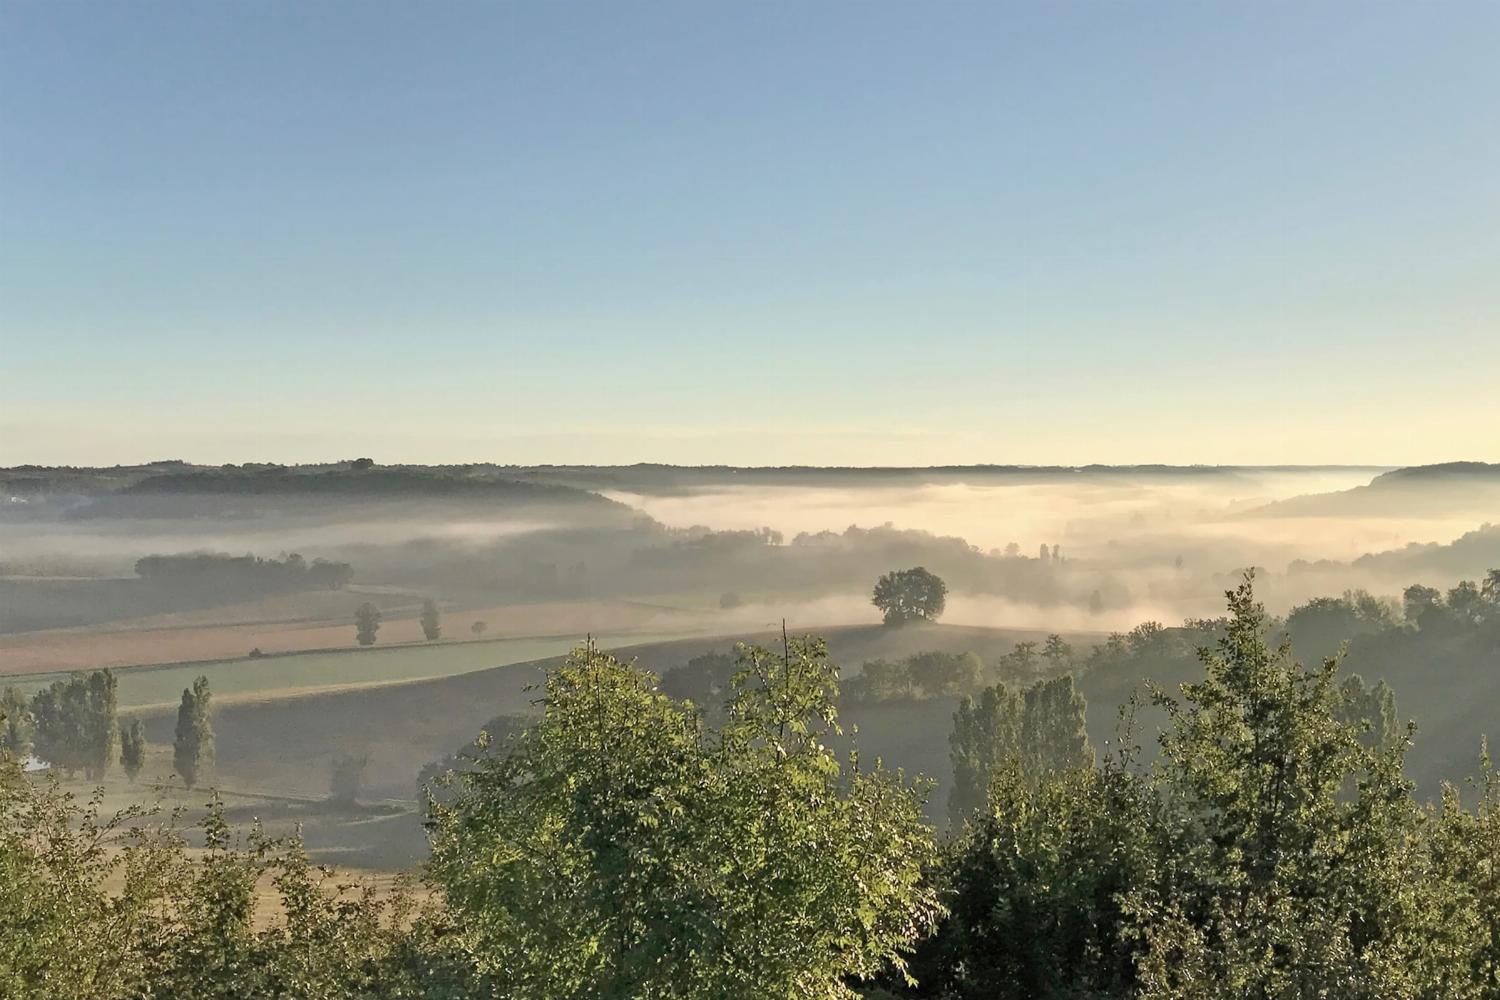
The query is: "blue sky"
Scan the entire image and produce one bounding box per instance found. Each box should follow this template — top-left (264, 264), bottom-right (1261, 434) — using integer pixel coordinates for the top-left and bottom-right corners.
top-left (2, 1), bottom-right (1496, 466)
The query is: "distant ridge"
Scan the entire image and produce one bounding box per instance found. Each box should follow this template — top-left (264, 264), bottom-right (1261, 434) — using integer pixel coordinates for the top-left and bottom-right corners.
top-left (1367, 462), bottom-right (1500, 484)
top-left (1246, 462), bottom-right (1500, 518)
top-left (121, 468), bottom-right (610, 504)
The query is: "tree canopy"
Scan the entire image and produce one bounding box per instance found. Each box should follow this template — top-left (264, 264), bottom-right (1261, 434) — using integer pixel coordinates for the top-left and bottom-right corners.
top-left (872, 567), bottom-right (948, 625)
top-left (427, 637), bottom-right (941, 999)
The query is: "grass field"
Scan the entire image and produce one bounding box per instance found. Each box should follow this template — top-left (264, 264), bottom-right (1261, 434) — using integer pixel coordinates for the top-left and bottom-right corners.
top-left (71, 622), bottom-right (1062, 867)
top-left (0, 591), bottom-right (709, 675)
top-left (6, 626), bottom-right (705, 711)
top-left (47, 613), bottom-right (1498, 876)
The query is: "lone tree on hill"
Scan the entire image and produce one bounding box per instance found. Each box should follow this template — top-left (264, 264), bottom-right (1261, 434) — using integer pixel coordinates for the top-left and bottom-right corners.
top-left (420, 598), bottom-right (442, 641)
top-left (872, 566), bottom-right (947, 625)
top-left (120, 718), bottom-right (147, 782)
top-left (471, 620), bottom-right (487, 637)
top-left (354, 602), bottom-right (382, 646)
top-left (174, 676), bottom-right (214, 789)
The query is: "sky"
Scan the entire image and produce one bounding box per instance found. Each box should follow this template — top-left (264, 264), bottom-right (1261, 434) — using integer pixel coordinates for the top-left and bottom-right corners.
top-left (2, 1), bottom-right (1497, 467)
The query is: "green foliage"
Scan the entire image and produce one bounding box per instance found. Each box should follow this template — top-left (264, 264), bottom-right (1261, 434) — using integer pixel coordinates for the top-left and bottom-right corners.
top-left (923, 757), bottom-right (1158, 999)
top-left (355, 601), bottom-right (383, 646)
top-left (872, 567), bottom-right (947, 625)
top-left (1403, 583), bottom-right (1444, 625)
top-left (923, 574), bottom-right (1500, 999)
top-left (947, 675), bottom-right (1091, 826)
top-left (30, 670), bottom-right (117, 779)
top-left (947, 683), bottom-right (1022, 823)
top-left (658, 649), bottom-right (738, 720)
top-left (908, 650), bottom-right (984, 697)
top-left (428, 637), bottom-right (941, 999)
top-left (1283, 589), bottom-right (1394, 663)
top-left (1041, 633), bottom-right (1074, 669)
top-left (120, 717), bottom-right (147, 781)
top-left (0, 764), bottom-right (450, 999)
top-left (1334, 673), bottom-right (1401, 749)
top-left (1125, 575), bottom-right (1468, 998)
top-left (420, 598), bottom-right (442, 641)
top-left (174, 675), bottom-right (214, 790)
top-left (1021, 675), bottom-right (1092, 780)
top-left (845, 651), bottom-right (986, 703)
top-left (1429, 747), bottom-right (1500, 990)
top-left (0, 687), bottom-right (33, 759)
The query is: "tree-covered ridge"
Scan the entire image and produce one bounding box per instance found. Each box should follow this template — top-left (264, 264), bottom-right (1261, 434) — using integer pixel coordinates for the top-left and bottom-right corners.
top-left (134, 551), bottom-right (354, 591)
top-left (121, 468), bottom-right (617, 503)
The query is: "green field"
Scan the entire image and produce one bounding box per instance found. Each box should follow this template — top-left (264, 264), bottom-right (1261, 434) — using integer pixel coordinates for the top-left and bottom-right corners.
top-left (8, 630), bottom-right (697, 711)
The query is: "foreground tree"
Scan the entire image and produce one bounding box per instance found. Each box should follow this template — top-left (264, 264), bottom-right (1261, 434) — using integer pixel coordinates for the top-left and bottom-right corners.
top-left (924, 757), bottom-right (1157, 999)
top-left (354, 601), bottom-right (382, 646)
top-left (0, 764), bottom-right (453, 1000)
top-left (1128, 576), bottom-right (1469, 999)
top-left (174, 676), bottom-right (214, 789)
top-left (924, 575), bottom-right (1496, 999)
top-left (429, 637), bottom-right (941, 999)
top-left (872, 567), bottom-right (948, 625)
top-left (420, 598), bottom-right (442, 641)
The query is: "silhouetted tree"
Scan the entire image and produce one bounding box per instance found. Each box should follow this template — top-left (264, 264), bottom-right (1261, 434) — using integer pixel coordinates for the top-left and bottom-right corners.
top-left (329, 754), bottom-right (368, 806)
top-left (1404, 583), bottom-right (1442, 626)
top-left (354, 602), bottom-right (382, 646)
top-left (420, 598), bottom-right (441, 641)
top-left (470, 620), bottom-right (487, 637)
top-left (1021, 675), bottom-right (1092, 779)
top-left (871, 566), bottom-right (947, 625)
top-left (949, 683), bottom-right (1023, 825)
top-left (174, 676), bottom-right (214, 789)
top-left (120, 718), bottom-right (147, 782)
top-left (0, 687), bottom-right (33, 759)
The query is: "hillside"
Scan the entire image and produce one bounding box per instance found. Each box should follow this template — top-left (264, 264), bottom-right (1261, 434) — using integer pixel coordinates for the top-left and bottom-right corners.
top-left (1246, 462), bottom-right (1500, 518)
top-left (129, 622), bottom-right (1078, 861)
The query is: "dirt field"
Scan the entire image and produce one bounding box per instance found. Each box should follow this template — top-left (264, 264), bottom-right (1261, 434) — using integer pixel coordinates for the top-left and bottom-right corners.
top-left (0, 596), bottom-right (705, 675)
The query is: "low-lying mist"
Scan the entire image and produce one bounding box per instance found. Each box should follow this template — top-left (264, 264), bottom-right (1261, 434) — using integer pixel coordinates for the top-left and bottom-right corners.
top-left (4, 465), bottom-right (1496, 643)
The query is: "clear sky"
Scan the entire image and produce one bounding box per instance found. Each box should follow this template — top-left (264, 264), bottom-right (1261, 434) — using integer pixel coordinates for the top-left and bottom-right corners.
top-left (2, 1), bottom-right (1496, 467)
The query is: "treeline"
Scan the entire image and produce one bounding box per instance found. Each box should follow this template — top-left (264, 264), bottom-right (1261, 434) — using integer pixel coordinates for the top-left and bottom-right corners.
top-left (846, 636), bottom-right (1078, 703)
top-left (121, 467), bottom-right (612, 504)
top-left (7, 575), bottom-right (1500, 998)
top-left (1, 671), bottom-right (214, 789)
top-left (134, 551), bottom-right (354, 591)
